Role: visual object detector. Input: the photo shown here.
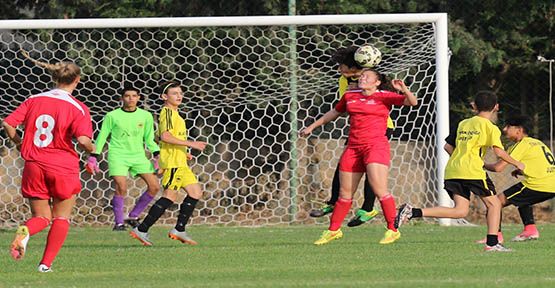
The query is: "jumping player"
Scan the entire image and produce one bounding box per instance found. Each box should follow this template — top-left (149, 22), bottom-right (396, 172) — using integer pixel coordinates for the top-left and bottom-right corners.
top-left (301, 68), bottom-right (417, 245)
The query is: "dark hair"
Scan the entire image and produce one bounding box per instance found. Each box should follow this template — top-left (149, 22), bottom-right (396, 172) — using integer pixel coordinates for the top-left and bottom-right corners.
top-left (361, 69), bottom-right (394, 91)
top-left (160, 81), bottom-right (181, 94)
top-left (121, 86), bottom-right (140, 96)
top-left (473, 91), bottom-right (498, 112)
top-left (331, 46), bottom-right (362, 69)
top-left (505, 115), bottom-right (531, 135)
top-left (21, 49), bottom-right (80, 85)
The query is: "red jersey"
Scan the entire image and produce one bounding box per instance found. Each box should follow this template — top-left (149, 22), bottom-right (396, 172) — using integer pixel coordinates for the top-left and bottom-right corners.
top-left (335, 90), bottom-right (405, 146)
top-left (4, 89), bottom-right (93, 174)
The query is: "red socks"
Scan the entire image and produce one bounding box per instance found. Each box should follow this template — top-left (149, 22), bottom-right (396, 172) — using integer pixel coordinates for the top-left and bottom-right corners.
top-left (329, 198), bottom-right (352, 231)
top-left (40, 217), bottom-right (70, 267)
top-left (25, 217), bottom-right (50, 236)
top-left (380, 194), bottom-right (397, 231)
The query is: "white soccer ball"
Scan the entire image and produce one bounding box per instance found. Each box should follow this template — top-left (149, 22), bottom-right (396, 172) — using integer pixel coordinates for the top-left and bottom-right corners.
top-left (354, 45), bottom-right (382, 68)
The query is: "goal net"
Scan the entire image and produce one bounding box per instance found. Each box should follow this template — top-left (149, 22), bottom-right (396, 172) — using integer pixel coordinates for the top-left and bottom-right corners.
top-left (0, 14), bottom-right (449, 227)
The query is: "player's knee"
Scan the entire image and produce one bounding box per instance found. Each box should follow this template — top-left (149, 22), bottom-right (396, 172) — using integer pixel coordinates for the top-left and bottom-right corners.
top-left (148, 182), bottom-right (160, 195)
top-left (452, 208), bottom-right (469, 218)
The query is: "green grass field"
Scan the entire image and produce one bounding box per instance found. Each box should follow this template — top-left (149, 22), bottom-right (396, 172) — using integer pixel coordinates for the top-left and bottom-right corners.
top-left (1, 223), bottom-right (555, 287)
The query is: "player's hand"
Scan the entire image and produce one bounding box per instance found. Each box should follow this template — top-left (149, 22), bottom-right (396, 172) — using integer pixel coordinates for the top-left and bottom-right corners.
top-left (152, 154), bottom-right (160, 173)
top-left (515, 162), bottom-right (525, 172)
top-left (511, 169), bottom-right (523, 178)
top-left (85, 155), bottom-right (100, 175)
top-left (157, 168), bottom-right (165, 175)
top-left (190, 141), bottom-right (207, 151)
top-left (187, 153), bottom-right (193, 161)
top-left (299, 126), bottom-right (314, 137)
top-left (391, 79), bottom-right (407, 91)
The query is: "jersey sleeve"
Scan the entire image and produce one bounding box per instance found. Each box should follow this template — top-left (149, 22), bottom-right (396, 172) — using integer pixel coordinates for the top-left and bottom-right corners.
top-left (144, 112), bottom-right (160, 153)
top-left (380, 91), bottom-right (406, 106)
top-left (334, 95), bottom-right (347, 113)
top-left (93, 112), bottom-right (113, 154)
top-left (72, 104), bottom-right (93, 139)
top-left (3, 100), bottom-right (30, 127)
top-left (487, 125), bottom-right (504, 149)
top-left (158, 107), bottom-right (172, 134)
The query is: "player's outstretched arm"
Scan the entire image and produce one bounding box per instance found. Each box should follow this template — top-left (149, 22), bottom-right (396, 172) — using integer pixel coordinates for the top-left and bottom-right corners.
top-left (492, 146), bottom-right (525, 171)
top-left (392, 79), bottom-right (417, 106)
top-left (93, 114), bottom-right (113, 155)
top-left (159, 131), bottom-right (207, 151)
top-left (299, 109), bottom-right (341, 137)
top-left (484, 160), bottom-right (509, 172)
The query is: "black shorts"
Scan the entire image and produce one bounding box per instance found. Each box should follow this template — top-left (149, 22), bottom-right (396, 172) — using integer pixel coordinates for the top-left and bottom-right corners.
top-left (504, 182), bottom-right (555, 207)
top-left (444, 177), bottom-right (496, 200)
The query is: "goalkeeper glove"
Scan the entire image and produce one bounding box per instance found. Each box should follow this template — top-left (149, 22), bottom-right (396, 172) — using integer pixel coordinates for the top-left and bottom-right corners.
top-left (86, 154), bottom-right (100, 175)
top-left (152, 151), bottom-right (160, 172)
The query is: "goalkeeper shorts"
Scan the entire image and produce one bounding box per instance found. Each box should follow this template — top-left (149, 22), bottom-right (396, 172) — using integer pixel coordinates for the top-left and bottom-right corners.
top-left (108, 156), bottom-right (154, 177)
top-left (162, 166), bottom-right (198, 191)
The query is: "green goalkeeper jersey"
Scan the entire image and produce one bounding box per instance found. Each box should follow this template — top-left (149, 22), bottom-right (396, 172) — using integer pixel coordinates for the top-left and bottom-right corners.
top-left (94, 107), bottom-right (159, 159)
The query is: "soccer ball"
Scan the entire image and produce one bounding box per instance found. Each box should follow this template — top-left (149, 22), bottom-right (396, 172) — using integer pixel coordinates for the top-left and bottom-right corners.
top-left (354, 45), bottom-right (382, 68)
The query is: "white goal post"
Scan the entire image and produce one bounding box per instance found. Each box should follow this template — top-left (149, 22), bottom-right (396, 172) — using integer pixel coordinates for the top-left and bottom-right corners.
top-left (0, 14), bottom-right (450, 227)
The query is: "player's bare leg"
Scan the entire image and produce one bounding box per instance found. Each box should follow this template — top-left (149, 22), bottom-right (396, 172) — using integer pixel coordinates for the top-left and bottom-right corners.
top-left (481, 195), bottom-right (511, 252)
top-left (126, 173), bottom-right (160, 227)
top-left (11, 199), bottom-right (52, 260)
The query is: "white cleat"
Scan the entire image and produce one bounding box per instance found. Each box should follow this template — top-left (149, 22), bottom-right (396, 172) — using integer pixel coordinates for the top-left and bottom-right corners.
top-left (38, 264), bottom-right (53, 273)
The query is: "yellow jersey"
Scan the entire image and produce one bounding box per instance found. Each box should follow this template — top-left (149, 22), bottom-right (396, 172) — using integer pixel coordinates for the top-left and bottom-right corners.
top-left (444, 116), bottom-right (503, 180)
top-left (508, 137), bottom-right (555, 192)
top-left (338, 75), bottom-right (394, 129)
top-left (158, 106), bottom-right (189, 169)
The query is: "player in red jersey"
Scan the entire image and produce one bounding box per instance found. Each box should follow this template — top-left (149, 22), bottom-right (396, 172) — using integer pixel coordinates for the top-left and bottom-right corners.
top-left (300, 68), bottom-right (417, 245)
top-left (2, 50), bottom-right (94, 272)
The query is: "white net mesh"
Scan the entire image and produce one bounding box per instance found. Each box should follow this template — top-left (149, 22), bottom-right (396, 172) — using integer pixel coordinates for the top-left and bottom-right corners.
top-left (1, 20), bottom-right (440, 227)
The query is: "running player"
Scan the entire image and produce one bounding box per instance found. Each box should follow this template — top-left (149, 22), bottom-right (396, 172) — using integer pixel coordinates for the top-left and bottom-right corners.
top-left (130, 81), bottom-right (207, 246)
top-left (87, 86), bottom-right (160, 230)
top-left (396, 91), bottom-right (525, 252)
top-left (301, 68), bottom-right (417, 245)
top-left (4, 50), bottom-right (94, 272)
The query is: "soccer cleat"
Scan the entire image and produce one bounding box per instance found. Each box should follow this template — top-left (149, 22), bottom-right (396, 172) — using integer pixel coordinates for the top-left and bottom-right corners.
top-left (129, 227), bottom-right (153, 246)
top-left (379, 229), bottom-right (401, 244)
top-left (484, 243), bottom-right (512, 252)
top-left (511, 230), bottom-right (539, 242)
top-left (475, 232), bottom-right (504, 244)
top-left (394, 203), bottom-right (413, 229)
top-left (112, 224), bottom-right (127, 231)
top-left (168, 228), bottom-right (198, 245)
top-left (347, 209), bottom-right (379, 227)
top-left (10, 226), bottom-right (30, 260)
top-left (309, 204), bottom-right (334, 218)
top-left (37, 264), bottom-right (53, 273)
top-left (314, 229), bottom-right (343, 245)
top-left (124, 218), bottom-right (140, 228)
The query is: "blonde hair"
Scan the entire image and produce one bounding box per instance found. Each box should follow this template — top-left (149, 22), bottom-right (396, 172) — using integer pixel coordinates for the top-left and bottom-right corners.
top-left (20, 49), bottom-right (80, 85)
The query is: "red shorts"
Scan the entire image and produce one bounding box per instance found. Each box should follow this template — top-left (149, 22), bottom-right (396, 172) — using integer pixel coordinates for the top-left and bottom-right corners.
top-left (21, 161), bottom-right (81, 200)
top-left (339, 142), bottom-right (390, 172)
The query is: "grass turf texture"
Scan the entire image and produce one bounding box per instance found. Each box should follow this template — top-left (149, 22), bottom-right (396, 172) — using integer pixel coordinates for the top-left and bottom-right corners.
top-left (2, 224), bottom-right (555, 287)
